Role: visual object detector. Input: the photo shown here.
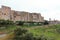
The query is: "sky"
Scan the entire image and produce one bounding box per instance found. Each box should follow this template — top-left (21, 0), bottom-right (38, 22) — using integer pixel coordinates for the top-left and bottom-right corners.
top-left (0, 0), bottom-right (60, 20)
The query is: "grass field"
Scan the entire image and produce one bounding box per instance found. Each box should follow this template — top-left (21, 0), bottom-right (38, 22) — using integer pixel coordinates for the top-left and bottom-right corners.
top-left (0, 24), bottom-right (60, 40)
top-left (27, 25), bottom-right (60, 40)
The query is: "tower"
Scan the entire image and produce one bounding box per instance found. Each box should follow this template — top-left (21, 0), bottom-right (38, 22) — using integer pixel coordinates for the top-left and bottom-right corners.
top-left (1, 5), bottom-right (11, 20)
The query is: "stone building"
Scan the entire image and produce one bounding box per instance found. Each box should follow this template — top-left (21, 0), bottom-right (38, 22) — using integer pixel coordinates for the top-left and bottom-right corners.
top-left (27, 13), bottom-right (44, 22)
top-left (49, 20), bottom-right (60, 25)
top-left (0, 6), bottom-right (11, 20)
top-left (0, 5), bottom-right (44, 22)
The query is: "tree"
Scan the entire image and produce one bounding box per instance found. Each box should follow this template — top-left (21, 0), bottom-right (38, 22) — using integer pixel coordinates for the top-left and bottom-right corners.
top-left (0, 20), bottom-right (14, 26)
top-left (44, 20), bottom-right (49, 25)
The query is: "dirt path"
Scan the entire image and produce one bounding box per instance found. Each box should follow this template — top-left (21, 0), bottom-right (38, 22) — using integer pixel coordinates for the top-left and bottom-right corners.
top-left (0, 33), bottom-right (14, 40)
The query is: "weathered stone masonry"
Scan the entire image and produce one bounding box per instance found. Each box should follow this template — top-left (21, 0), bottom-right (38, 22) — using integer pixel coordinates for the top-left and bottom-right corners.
top-left (0, 5), bottom-right (44, 22)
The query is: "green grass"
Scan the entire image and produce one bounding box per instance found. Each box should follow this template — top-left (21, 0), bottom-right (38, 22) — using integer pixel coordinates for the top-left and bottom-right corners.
top-left (27, 24), bottom-right (60, 40)
top-left (0, 24), bottom-right (60, 40)
top-left (0, 25), bottom-right (17, 33)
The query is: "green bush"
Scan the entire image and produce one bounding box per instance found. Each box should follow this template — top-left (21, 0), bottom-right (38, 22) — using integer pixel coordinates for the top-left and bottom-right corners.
top-left (0, 20), bottom-right (14, 25)
top-left (13, 28), bottom-right (48, 40)
top-left (44, 20), bottom-right (49, 25)
top-left (13, 28), bottom-right (27, 40)
top-left (56, 28), bottom-right (60, 33)
top-left (15, 21), bottom-right (24, 26)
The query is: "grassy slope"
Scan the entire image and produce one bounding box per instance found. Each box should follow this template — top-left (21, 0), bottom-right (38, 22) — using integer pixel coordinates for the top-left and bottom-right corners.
top-left (27, 25), bottom-right (60, 40)
top-left (0, 24), bottom-right (60, 40)
top-left (0, 32), bottom-right (14, 40)
top-left (0, 25), bottom-right (16, 40)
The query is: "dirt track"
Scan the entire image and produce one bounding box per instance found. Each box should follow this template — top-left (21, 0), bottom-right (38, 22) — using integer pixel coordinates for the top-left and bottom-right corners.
top-left (0, 33), bottom-right (14, 40)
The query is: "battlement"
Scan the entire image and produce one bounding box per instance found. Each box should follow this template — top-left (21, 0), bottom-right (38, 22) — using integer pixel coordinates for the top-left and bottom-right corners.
top-left (1, 5), bottom-right (11, 9)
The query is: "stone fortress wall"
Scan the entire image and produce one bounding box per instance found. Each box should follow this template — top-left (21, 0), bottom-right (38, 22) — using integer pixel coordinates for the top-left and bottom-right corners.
top-left (0, 5), bottom-right (44, 22)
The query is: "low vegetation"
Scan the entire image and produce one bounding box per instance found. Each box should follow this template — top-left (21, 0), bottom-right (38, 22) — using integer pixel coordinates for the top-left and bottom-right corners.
top-left (0, 20), bottom-right (60, 40)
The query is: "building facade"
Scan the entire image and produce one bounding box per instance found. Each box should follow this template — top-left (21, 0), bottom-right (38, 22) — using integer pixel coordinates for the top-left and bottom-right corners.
top-left (0, 6), bottom-right (11, 20)
top-left (0, 5), bottom-right (44, 22)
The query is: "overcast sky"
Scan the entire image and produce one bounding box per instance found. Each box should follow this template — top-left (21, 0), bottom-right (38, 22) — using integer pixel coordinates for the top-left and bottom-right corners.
top-left (0, 0), bottom-right (60, 20)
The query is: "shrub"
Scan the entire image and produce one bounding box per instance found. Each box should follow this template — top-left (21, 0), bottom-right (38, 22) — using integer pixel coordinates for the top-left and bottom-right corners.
top-left (13, 28), bottom-right (48, 40)
top-left (15, 21), bottom-right (24, 26)
top-left (13, 28), bottom-right (27, 40)
top-left (56, 28), bottom-right (60, 33)
top-left (44, 20), bottom-right (49, 25)
top-left (24, 33), bottom-right (34, 40)
top-left (0, 20), bottom-right (14, 25)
